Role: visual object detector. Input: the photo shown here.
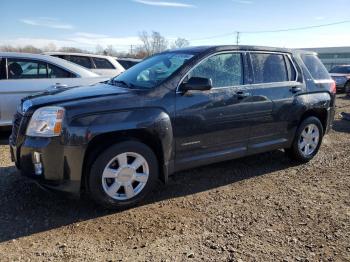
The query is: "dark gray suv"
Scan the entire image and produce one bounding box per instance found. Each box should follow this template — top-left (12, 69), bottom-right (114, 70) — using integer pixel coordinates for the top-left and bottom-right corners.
top-left (10, 45), bottom-right (336, 209)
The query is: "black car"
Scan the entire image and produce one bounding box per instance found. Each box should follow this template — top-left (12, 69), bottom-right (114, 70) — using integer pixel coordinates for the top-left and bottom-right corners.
top-left (10, 45), bottom-right (336, 209)
top-left (329, 65), bottom-right (350, 94)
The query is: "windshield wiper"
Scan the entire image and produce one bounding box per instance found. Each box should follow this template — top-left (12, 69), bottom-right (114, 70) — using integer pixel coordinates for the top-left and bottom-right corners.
top-left (109, 79), bottom-right (132, 88)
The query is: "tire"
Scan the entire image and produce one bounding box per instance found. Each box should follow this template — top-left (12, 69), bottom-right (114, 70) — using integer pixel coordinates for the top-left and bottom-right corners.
top-left (88, 140), bottom-right (158, 209)
top-left (345, 82), bottom-right (350, 96)
top-left (286, 116), bottom-right (324, 163)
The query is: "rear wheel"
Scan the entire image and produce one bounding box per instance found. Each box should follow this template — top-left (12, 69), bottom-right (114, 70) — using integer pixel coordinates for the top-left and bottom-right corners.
top-left (88, 141), bottom-right (158, 209)
top-left (286, 117), bottom-right (323, 162)
top-left (345, 82), bottom-right (350, 96)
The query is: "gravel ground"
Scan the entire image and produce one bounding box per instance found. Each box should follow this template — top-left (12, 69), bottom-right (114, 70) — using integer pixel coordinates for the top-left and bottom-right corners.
top-left (0, 95), bottom-right (349, 261)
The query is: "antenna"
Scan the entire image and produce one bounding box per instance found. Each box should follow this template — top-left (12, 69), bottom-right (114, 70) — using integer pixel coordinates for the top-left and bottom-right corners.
top-left (236, 32), bottom-right (240, 45)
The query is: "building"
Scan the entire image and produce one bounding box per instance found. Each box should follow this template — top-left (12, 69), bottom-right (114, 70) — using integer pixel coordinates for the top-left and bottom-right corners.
top-left (301, 46), bottom-right (350, 70)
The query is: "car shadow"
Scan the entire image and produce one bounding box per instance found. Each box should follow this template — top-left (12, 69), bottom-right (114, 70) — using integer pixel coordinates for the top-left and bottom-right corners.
top-left (333, 119), bottom-right (350, 133)
top-left (0, 149), bottom-right (299, 243)
top-left (0, 131), bottom-right (10, 145)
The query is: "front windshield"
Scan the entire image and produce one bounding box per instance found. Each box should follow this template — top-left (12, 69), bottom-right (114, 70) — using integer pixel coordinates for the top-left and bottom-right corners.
top-left (330, 66), bottom-right (350, 74)
top-left (110, 52), bottom-right (194, 89)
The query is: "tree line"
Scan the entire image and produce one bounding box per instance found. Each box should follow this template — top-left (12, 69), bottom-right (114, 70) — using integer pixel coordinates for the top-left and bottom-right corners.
top-left (0, 31), bottom-right (190, 59)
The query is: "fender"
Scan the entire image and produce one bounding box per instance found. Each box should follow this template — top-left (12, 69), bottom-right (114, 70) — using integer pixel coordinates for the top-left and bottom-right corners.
top-left (64, 107), bottom-right (174, 183)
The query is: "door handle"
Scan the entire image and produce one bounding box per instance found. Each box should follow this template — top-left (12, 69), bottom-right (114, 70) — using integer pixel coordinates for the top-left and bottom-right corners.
top-left (290, 86), bottom-right (302, 93)
top-left (53, 83), bottom-right (68, 89)
top-left (236, 91), bottom-right (250, 99)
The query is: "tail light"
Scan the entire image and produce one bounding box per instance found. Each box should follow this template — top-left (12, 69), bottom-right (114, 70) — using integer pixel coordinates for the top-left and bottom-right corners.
top-left (330, 80), bottom-right (336, 94)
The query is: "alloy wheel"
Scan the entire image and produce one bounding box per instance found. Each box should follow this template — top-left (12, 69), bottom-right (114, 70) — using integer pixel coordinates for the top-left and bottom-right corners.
top-left (101, 152), bottom-right (149, 200)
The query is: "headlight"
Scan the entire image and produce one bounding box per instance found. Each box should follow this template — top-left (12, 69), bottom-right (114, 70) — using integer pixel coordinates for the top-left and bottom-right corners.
top-left (26, 107), bottom-right (65, 137)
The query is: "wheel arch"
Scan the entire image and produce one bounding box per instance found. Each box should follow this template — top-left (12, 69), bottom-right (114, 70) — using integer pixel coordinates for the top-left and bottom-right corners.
top-left (299, 108), bottom-right (328, 134)
top-left (81, 128), bottom-right (171, 192)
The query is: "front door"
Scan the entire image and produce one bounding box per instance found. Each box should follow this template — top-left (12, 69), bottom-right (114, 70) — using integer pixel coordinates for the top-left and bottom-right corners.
top-left (174, 52), bottom-right (252, 169)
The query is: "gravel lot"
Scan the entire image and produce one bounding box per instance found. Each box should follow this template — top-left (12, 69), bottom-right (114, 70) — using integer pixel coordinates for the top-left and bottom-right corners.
top-left (0, 95), bottom-right (349, 261)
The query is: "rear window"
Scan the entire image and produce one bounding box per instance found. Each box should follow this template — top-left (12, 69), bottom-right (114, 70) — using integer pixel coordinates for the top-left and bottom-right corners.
top-left (330, 66), bottom-right (350, 74)
top-left (301, 54), bottom-right (330, 80)
top-left (47, 63), bottom-right (75, 78)
top-left (117, 59), bottom-right (139, 69)
top-left (67, 55), bottom-right (93, 69)
top-left (250, 53), bottom-right (288, 83)
top-left (92, 57), bottom-right (115, 69)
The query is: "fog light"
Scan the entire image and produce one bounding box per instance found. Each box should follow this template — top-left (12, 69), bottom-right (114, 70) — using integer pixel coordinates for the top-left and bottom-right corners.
top-left (33, 152), bottom-right (43, 176)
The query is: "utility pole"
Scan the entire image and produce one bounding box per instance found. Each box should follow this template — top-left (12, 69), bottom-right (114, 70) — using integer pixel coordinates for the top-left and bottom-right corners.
top-left (130, 45), bottom-right (133, 55)
top-left (236, 31), bottom-right (240, 45)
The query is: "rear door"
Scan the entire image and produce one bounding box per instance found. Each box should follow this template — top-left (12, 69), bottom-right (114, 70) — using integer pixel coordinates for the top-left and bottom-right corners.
top-left (246, 52), bottom-right (301, 153)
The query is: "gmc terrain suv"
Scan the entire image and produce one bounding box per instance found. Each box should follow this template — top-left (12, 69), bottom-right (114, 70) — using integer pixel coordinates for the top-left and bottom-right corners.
top-left (9, 46), bottom-right (336, 209)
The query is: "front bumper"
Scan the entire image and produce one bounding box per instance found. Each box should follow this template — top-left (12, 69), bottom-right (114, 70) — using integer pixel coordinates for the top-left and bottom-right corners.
top-left (10, 136), bottom-right (84, 196)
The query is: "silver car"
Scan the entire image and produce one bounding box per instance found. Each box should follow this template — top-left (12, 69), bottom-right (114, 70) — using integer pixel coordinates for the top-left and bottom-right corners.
top-left (0, 52), bottom-right (110, 127)
top-left (44, 52), bottom-right (125, 77)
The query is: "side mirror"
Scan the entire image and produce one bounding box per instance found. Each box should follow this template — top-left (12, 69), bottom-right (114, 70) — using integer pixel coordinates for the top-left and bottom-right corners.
top-left (181, 77), bottom-right (213, 91)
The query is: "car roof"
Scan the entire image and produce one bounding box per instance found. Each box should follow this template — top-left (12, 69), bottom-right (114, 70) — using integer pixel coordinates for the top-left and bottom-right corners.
top-left (166, 45), bottom-right (315, 55)
top-left (44, 52), bottom-right (116, 59)
top-left (116, 58), bottom-right (142, 62)
top-left (0, 52), bottom-right (99, 77)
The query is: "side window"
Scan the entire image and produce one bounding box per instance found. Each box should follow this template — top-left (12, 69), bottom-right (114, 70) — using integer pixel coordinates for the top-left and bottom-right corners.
top-left (301, 54), bottom-right (330, 80)
top-left (0, 58), bottom-right (6, 79)
top-left (53, 55), bottom-right (67, 60)
top-left (92, 57), bottom-right (115, 69)
top-left (7, 58), bottom-right (48, 79)
top-left (250, 53), bottom-right (288, 83)
top-left (67, 55), bottom-right (93, 69)
top-left (189, 53), bottom-right (243, 87)
top-left (285, 56), bottom-right (297, 81)
top-left (47, 63), bottom-right (75, 78)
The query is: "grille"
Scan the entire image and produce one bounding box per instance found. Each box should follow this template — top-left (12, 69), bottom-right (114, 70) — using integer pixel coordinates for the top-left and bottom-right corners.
top-left (10, 112), bottom-right (23, 145)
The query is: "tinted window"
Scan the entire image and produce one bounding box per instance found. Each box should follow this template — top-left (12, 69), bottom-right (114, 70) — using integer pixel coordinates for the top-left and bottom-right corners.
top-left (301, 54), bottom-right (330, 80)
top-left (7, 59), bottom-right (47, 79)
top-left (285, 56), bottom-right (297, 81)
top-left (329, 66), bottom-right (350, 74)
top-left (48, 63), bottom-right (75, 78)
top-left (117, 59), bottom-right (139, 69)
top-left (92, 57), bottom-right (115, 69)
top-left (68, 55), bottom-right (93, 69)
top-left (189, 53), bottom-right (243, 87)
top-left (52, 55), bottom-right (67, 60)
top-left (250, 53), bottom-right (288, 83)
top-left (0, 58), bottom-right (6, 79)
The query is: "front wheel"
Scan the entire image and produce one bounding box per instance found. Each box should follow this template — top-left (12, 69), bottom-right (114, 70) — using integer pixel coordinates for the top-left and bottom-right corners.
top-left (286, 116), bottom-right (324, 162)
top-left (88, 141), bottom-right (159, 209)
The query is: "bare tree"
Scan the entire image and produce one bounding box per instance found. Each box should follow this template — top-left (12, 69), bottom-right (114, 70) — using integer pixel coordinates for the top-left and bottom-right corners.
top-left (95, 44), bottom-right (104, 55)
top-left (138, 31), bottom-right (168, 56)
top-left (171, 38), bottom-right (190, 49)
top-left (42, 43), bottom-right (57, 52)
top-left (59, 47), bottom-right (89, 53)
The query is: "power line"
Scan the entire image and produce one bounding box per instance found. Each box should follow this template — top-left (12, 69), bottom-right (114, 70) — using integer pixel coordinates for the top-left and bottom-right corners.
top-left (189, 20), bottom-right (350, 42)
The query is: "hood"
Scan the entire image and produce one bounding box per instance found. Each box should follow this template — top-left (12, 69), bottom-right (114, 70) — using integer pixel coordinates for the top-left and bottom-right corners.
top-left (24, 83), bottom-right (130, 109)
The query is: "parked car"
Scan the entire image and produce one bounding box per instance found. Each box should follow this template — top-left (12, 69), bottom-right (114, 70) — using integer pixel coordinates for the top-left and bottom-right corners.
top-left (10, 46), bottom-right (336, 209)
top-left (0, 52), bottom-right (109, 127)
top-left (44, 52), bottom-right (125, 77)
top-left (329, 65), bottom-right (350, 94)
top-left (115, 58), bottom-right (141, 70)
